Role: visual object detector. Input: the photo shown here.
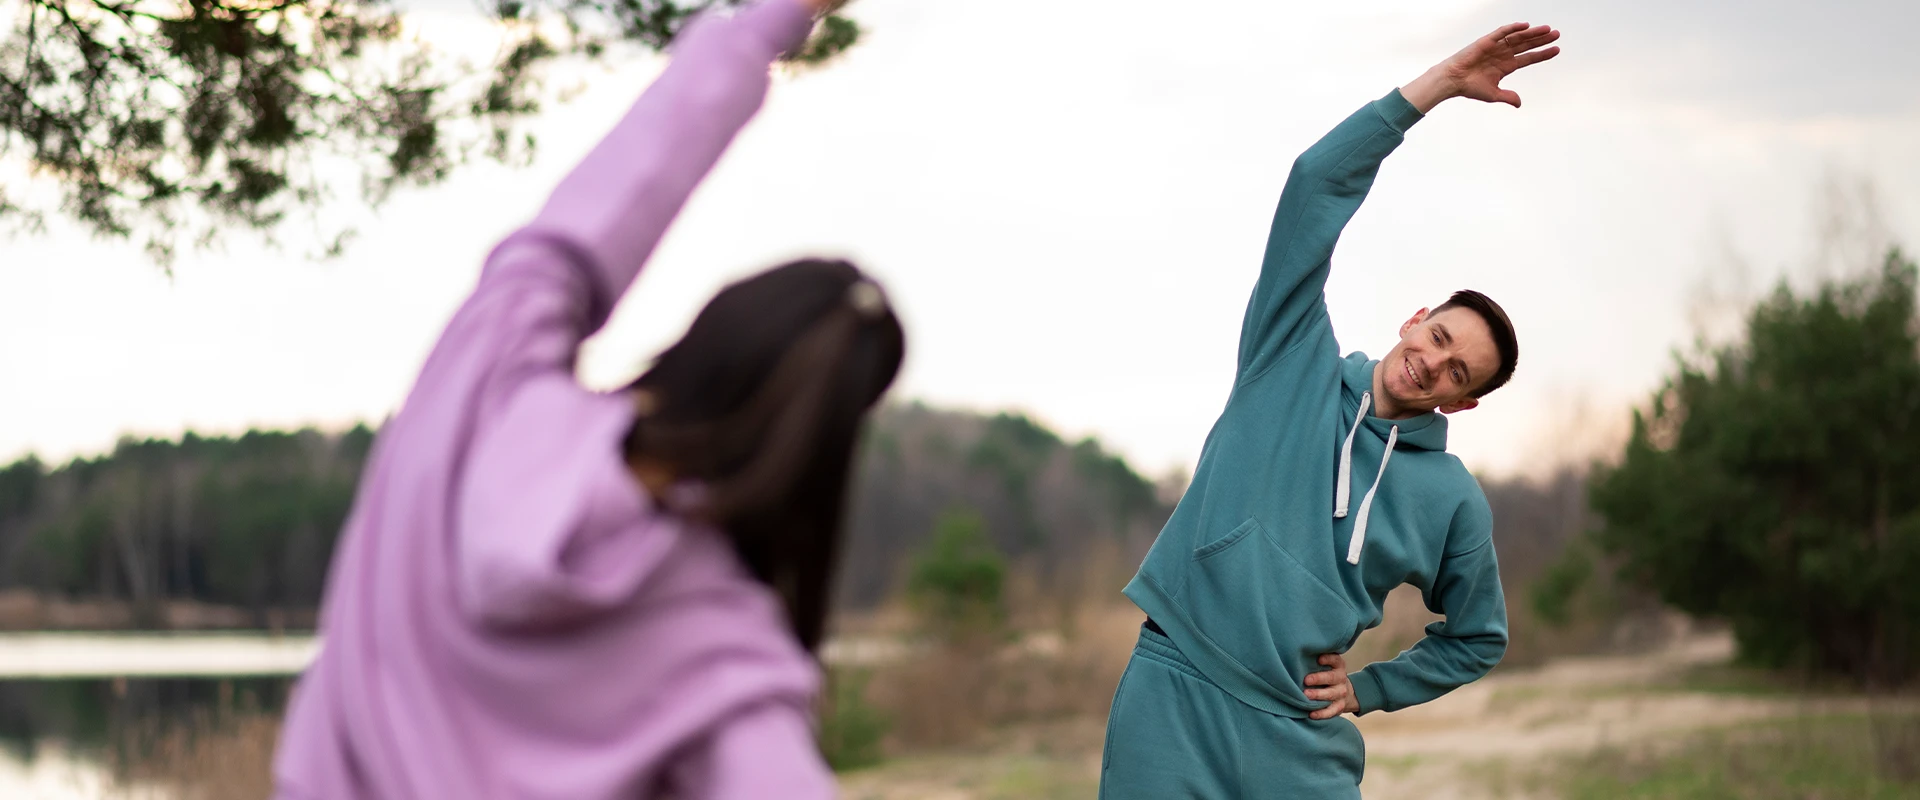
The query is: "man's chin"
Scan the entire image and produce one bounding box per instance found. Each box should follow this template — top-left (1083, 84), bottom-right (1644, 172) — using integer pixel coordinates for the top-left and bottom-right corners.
top-left (1385, 389), bottom-right (1441, 415)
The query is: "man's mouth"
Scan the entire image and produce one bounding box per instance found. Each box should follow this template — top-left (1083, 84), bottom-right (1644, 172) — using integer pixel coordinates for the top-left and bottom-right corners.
top-left (1404, 356), bottom-right (1422, 391)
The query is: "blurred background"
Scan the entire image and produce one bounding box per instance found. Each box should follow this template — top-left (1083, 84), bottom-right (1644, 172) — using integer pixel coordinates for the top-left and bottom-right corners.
top-left (2, 0), bottom-right (1918, 797)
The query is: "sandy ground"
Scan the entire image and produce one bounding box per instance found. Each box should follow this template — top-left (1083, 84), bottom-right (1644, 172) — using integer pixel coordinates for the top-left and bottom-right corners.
top-left (840, 630), bottom-right (1913, 799)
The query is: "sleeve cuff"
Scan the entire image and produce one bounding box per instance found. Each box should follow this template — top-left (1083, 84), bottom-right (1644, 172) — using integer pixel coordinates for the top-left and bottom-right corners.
top-left (748, 0), bottom-right (818, 58)
top-left (1373, 88), bottom-right (1425, 134)
top-left (1350, 667), bottom-right (1388, 715)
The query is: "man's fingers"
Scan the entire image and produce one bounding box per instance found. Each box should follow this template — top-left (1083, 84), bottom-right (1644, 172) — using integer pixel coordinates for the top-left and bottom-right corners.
top-left (1508, 29), bottom-right (1560, 53)
top-left (1514, 46), bottom-right (1561, 68)
top-left (1309, 696), bottom-right (1351, 720)
top-left (1497, 89), bottom-right (1522, 108)
top-left (1306, 670), bottom-right (1335, 686)
top-left (1506, 31), bottom-right (1560, 56)
top-left (1488, 21), bottom-right (1530, 41)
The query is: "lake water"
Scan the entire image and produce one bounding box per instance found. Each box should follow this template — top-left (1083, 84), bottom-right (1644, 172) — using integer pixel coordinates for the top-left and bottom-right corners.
top-left (0, 631), bottom-right (910, 798)
top-left (0, 672), bottom-right (293, 800)
top-left (0, 633), bottom-right (310, 797)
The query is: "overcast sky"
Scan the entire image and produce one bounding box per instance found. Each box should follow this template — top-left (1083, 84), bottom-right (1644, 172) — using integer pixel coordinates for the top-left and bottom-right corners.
top-left (2, 0), bottom-right (1916, 482)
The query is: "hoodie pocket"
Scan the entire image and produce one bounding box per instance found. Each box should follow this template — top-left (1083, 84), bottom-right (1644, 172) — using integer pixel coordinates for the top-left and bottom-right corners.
top-left (1187, 518), bottom-right (1362, 688)
top-left (1192, 517), bottom-right (1259, 561)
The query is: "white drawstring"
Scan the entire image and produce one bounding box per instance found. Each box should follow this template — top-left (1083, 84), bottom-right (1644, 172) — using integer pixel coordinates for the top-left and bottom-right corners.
top-left (1335, 392), bottom-right (1371, 519)
top-left (1347, 425), bottom-right (1398, 565)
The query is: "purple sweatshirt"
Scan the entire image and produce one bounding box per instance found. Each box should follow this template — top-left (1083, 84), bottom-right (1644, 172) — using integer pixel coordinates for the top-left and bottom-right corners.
top-left (271, 3), bottom-right (834, 798)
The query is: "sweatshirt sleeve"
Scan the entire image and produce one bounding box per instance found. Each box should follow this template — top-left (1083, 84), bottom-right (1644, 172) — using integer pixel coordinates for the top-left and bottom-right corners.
top-left (1349, 494), bottom-right (1509, 715)
top-left (431, 0), bottom-right (813, 629)
top-left (1236, 89), bottom-right (1423, 382)
top-left (484, 0), bottom-right (816, 334)
top-left (665, 700), bottom-right (837, 800)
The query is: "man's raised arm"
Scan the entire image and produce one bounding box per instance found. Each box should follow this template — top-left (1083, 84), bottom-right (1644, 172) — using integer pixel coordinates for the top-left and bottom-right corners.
top-left (1235, 94), bottom-right (1421, 382)
top-left (1236, 22), bottom-right (1560, 383)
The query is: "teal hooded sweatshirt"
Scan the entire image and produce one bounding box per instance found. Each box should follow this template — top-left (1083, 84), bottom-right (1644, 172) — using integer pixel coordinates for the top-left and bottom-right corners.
top-left (1122, 88), bottom-right (1508, 720)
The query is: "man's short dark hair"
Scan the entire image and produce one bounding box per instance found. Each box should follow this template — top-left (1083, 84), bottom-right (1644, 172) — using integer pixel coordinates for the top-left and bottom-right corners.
top-left (1433, 289), bottom-right (1517, 398)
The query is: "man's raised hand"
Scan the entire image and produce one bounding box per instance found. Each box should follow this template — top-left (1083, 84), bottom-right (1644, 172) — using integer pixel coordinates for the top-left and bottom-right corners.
top-left (1401, 22), bottom-right (1562, 114)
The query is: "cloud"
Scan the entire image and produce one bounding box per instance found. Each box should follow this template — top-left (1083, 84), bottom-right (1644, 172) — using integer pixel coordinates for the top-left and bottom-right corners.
top-left (1449, 0), bottom-right (1920, 121)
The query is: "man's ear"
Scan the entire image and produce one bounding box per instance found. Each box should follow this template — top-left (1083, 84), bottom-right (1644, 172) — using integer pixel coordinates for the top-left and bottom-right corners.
top-left (1438, 397), bottom-right (1480, 415)
top-left (1399, 308), bottom-right (1431, 338)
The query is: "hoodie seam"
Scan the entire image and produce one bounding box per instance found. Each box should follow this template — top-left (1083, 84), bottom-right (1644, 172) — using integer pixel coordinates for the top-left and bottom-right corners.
top-left (1167, 599), bottom-right (1304, 711)
top-left (1355, 667), bottom-right (1390, 714)
top-left (1441, 534), bottom-right (1495, 562)
top-left (1266, 523), bottom-right (1358, 606)
top-left (488, 229), bottom-right (610, 334)
top-left (1239, 113), bottom-right (1402, 385)
top-left (1263, 123), bottom-right (1400, 283)
top-left (1132, 568), bottom-right (1317, 718)
top-left (1237, 306), bottom-right (1332, 388)
top-left (1141, 572), bottom-right (1277, 686)
top-left (1135, 641), bottom-right (1210, 685)
top-left (1184, 534), bottom-right (1363, 668)
top-left (1371, 88), bottom-right (1425, 133)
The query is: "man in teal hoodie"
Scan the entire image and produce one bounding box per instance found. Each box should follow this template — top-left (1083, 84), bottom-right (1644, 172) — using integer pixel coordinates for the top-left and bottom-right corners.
top-left (1100, 22), bottom-right (1562, 799)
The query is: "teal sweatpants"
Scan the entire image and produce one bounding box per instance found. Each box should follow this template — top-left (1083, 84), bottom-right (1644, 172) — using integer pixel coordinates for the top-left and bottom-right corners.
top-left (1098, 624), bottom-right (1366, 799)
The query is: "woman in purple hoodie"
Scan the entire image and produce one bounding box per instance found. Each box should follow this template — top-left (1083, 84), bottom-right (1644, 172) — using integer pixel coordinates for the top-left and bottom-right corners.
top-left (271, 1), bottom-right (898, 797)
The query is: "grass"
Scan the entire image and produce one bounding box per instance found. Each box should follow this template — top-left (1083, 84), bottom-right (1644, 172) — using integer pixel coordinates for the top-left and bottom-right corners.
top-left (1367, 754), bottom-right (1428, 780)
top-left (984, 756), bottom-right (1100, 799)
top-left (1670, 663), bottom-right (1828, 698)
top-left (838, 728), bottom-right (1103, 800)
top-left (115, 710), bottom-right (281, 800)
top-left (69, 579), bottom-right (1649, 797)
top-left (1492, 713), bottom-right (1920, 799)
top-left (857, 604), bottom-right (1140, 755)
top-left (821, 668), bottom-right (891, 771)
top-left (1488, 662), bottom-right (1850, 709)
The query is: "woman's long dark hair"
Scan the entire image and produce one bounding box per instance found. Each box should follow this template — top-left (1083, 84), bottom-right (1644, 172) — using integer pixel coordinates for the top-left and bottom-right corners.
top-left (623, 258), bottom-right (905, 653)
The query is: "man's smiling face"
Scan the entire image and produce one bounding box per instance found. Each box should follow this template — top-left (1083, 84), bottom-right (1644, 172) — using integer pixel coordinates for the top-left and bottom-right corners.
top-left (1378, 306), bottom-right (1503, 415)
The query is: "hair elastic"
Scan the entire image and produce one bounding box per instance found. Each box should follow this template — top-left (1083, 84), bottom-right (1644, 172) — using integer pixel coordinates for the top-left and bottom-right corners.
top-left (847, 280), bottom-right (888, 320)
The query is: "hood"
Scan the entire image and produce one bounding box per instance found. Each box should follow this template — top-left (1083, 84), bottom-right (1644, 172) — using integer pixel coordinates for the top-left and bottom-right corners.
top-left (1332, 351), bottom-right (1450, 565)
top-left (1339, 351), bottom-right (1448, 451)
